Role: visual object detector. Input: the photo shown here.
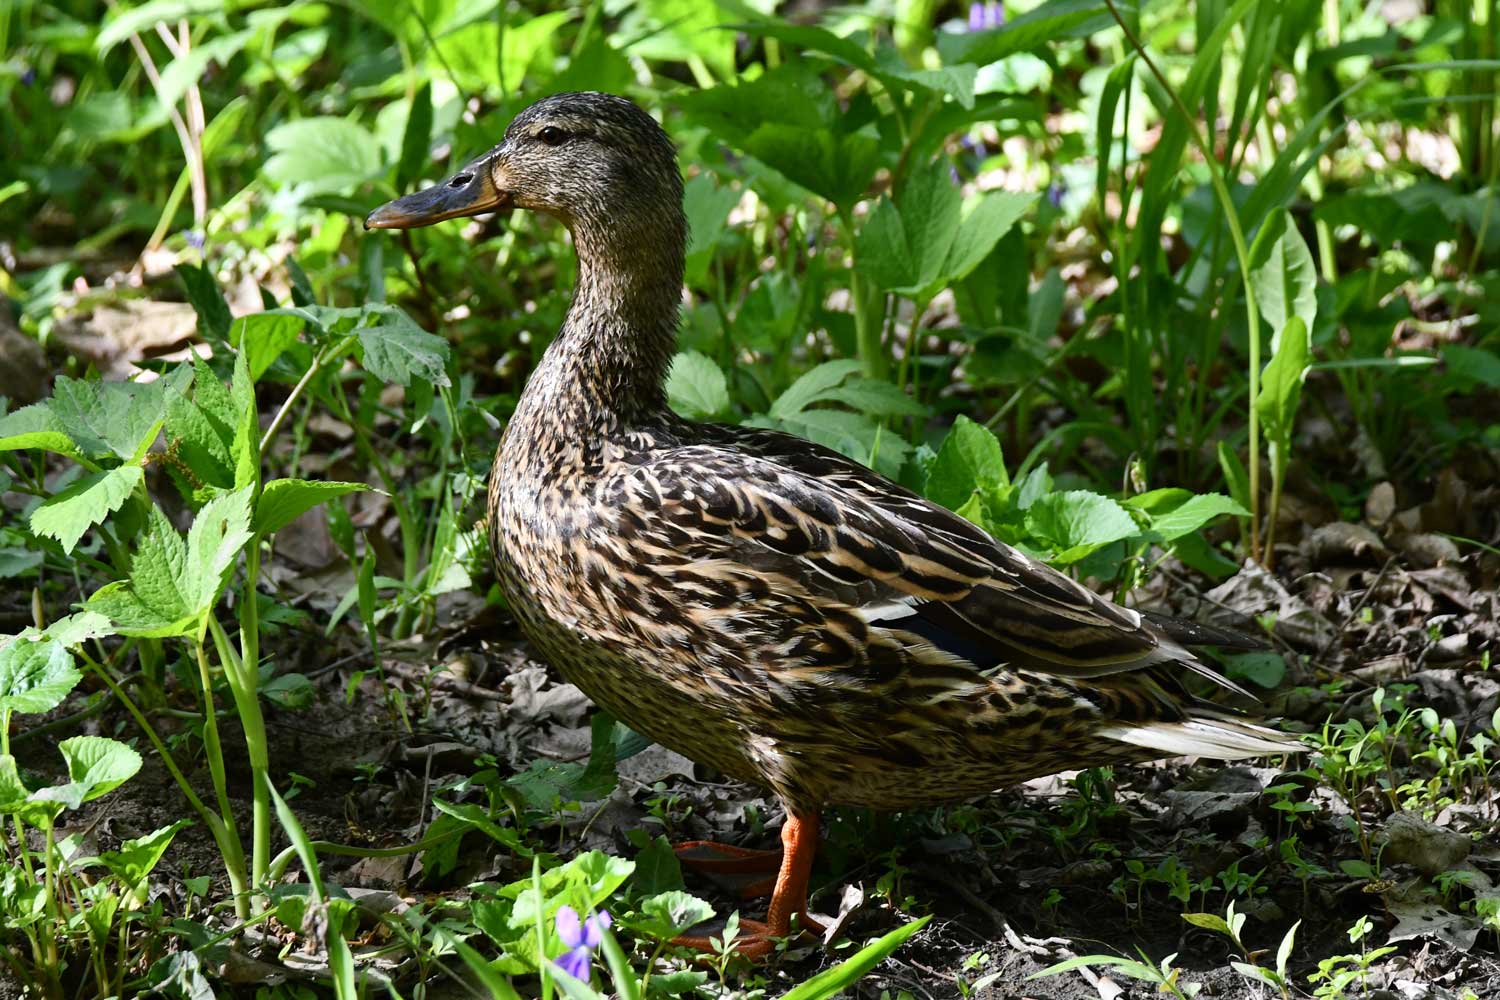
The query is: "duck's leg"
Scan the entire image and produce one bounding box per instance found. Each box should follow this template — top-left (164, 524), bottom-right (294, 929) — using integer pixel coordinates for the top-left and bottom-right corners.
top-left (672, 811), bottom-right (821, 959)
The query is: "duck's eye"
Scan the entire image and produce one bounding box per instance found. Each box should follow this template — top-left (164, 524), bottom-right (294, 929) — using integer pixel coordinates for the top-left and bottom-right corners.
top-left (537, 126), bottom-right (569, 147)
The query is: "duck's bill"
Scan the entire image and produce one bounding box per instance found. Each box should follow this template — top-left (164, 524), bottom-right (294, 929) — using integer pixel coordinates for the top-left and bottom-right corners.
top-left (365, 163), bottom-right (511, 230)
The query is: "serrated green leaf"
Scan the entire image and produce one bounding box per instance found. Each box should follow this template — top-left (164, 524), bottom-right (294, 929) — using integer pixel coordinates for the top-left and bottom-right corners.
top-left (0, 403), bottom-right (83, 458)
top-left (0, 637), bottom-right (81, 715)
top-left (29, 464), bottom-right (143, 553)
top-left (823, 378), bottom-right (927, 418)
top-left (231, 313), bottom-right (303, 381)
top-left (357, 309), bottom-right (450, 387)
top-left (184, 485), bottom-right (255, 612)
top-left (636, 890), bottom-right (714, 939)
top-left (1025, 491), bottom-right (1138, 556)
top-left (1146, 493), bottom-right (1249, 541)
top-left (255, 479), bottom-right (369, 536)
top-left (925, 415), bottom-right (1007, 511)
top-left (42, 377), bottom-right (171, 462)
top-left (770, 360), bottom-right (863, 419)
top-left (665, 351), bottom-right (730, 420)
top-left (263, 117), bottom-right (383, 196)
top-left (230, 351), bottom-right (258, 490)
top-left (945, 191), bottom-right (1037, 286)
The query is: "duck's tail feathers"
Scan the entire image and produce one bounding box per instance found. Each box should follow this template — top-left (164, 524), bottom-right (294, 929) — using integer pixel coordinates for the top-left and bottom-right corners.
top-left (1097, 716), bottom-right (1303, 760)
top-left (1138, 609), bottom-right (1268, 651)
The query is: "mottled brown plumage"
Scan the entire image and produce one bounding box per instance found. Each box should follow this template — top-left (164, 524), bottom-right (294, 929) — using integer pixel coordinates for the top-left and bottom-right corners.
top-left (368, 91), bottom-right (1300, 956)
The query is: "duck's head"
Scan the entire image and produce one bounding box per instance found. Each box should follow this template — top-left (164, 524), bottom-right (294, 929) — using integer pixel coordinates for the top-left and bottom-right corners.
top-left (365, 91), bottom-right (683, 243)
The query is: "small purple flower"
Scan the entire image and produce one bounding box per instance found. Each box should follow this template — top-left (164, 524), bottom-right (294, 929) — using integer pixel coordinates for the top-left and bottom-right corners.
top-left (1047, 182), bottom-right (1065, 209)
top-left (968, 1), bottom-right (1005, 31)
top-left (554, 906), bottom-right (610, 981)
top-left (183, 230), bottom-right (205, 250)
top-left (21, 67), bottom-right (36, 87)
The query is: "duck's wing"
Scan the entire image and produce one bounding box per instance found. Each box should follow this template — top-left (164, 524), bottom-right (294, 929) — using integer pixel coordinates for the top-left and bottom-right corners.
top-left (678, 424), bottom-right (1253, 686)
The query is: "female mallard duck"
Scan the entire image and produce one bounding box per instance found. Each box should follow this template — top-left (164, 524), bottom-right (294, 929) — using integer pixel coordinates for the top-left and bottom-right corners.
top-left (368, 92), bottom-right (1298, 957)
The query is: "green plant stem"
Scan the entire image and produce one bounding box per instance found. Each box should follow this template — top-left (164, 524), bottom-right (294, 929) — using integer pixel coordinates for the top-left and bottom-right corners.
top-left (209, 609), bottom-right (270, 913)
top-left (193, 638), bottom-right (252, 920)
top-left (841, 208), bottom-right (889, 380)
top-left (260, 335), bottom-right (356, 457)
top-left (1103, 0), bottom-right (1264, 564)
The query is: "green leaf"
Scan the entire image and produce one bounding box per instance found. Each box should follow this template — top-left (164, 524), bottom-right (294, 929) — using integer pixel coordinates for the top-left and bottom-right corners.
top-left (938, 0), bottom-right (1110, 66)
top-left (85, 486), bottom-right (254, 637)
top-left (357, 308), bottom-right (450, 387)
top-left (175, 263), bottom-right (233, 342)
top-left (1145, 493), bottom-right (1248, 542)
top-left (263, 117), bottom-right (383, 196)
top-left (100, 820), bottom-right (192, 900)
top-left (1254, 316), bottom-right (1311, 480)
top-left (778, 915), bottom-right (931, 1000)
top-left (1249, 211), bottom-right (1317, 340)
top-left (943, 191), bottom-right (1037, 287)
top-left (0, 403), bottom-right (84, 458)
top-left (1025, 491), bottom-right (1138, 560)
top-left (396, 82), bottom-right (434, 192)
top-left (231, 313), bottom-right (304, 381)
top-left (0, 636), bottom-right (81, 715)
top-left (34, 736), bottom-right (142, 810)
top-left (1181, 912), bottom-right (1232, 935)
top-left (254, 479), bottom-right (369, 536)
top-left (823, 378), bottom-right (926, 418)
top-left (630, 835), bottom-right (685, 896)
top-left (29, 464), bottom-right (144, 553)
top-left (18, 376), bottom-right (175, 462)
top-left (682, 174), bottom-right (740, 286)
top-left (924, 415), bottom-right (1007, 511)
top-left (230, 350), bottom-right (259, 490)
top-left (1444, 344), bottom-right (1500, 388)
top-left (855, 160), bottom-right (1034, 298)
top-left (1222, 650), bottom-right (1287, 688)
top-left (635, 890), bottom-right (714, 939)
top-left (665, 351), bottom-right (730, 420)
top-left (96, 0), bottom-right (225, 51)
top-left (770, 360), bottom-right (863, 419)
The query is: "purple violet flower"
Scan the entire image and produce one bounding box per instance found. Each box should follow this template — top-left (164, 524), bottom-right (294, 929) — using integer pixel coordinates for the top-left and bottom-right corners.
top-left (184, 230), bottom-right (206, 250)
top-left (1047, 182), bottom-right (1065, 209)
top-left (21, 67), bottom-right (36, 87)
top-left (554, 905), bottom-right (611, 981)
top-left (967, 1), bottom-right (1005, 32)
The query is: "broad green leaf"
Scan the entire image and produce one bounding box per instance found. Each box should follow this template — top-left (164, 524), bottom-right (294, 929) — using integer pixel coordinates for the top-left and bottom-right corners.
top-left (29, 464), bottom-right (144, 553)
top-left (1254, 317), bottom-right (1311, 478)
top-left (0, 755), bottom-right (57, 823)
top-left (1222, 650), bottom-right (1287, 688)
top-left (630, 835), bottom-right (685, 896)
top-left (924, 415), bottom-right (1007, 511)
top-left (231, 313), bottom-right (303, 381)
top-left (165, 359), bottom-right (237, 495)
top-left (1145, 493), bottom-right (1249, 541)
top-left (0, 403), bottom-right (83, 458)
top-left (32, 376), bottom-right (174, 462)
top-left (357, 309), bottom-right (450, 387)
top-left (635, 890), bottom-right (714, 938)
top-left (683, 174), bottom-right (740, 286)
top-left (770, 360), bottom-right (863, 420)
top-left (255, 479), bottom-right (369, 536)
top-left (0, 637), bottom-right (81, 715)
top-left (1444, 344), bottom-right (1500, 388)
top-left (184, 485), bottom-right (255, 610)
top-left (30, 612), bottom-right (113, 649)
top-left (100, 820), bottom-right (191, 900)
top-left (938, 0), bottom-right (1110, 66)
top-left (34, 736), bottom-right (142, 810)
top-left (943, 191), bottom-right (1037, 288)
top-left (665, 351), bottom-right (730, 420)
top-left (263, 117), bottom-right (383, 196)
top-left (1182, 912), bottom-right (1232, 935)
top-left (1025, 491), bottom-right (1138, 558)
top-left (1250, 211), bottom-right (1317, 341)
top-left (85, 507), bottom-right (194, 637)
top-left (823, 378), bottom-right (926, 418)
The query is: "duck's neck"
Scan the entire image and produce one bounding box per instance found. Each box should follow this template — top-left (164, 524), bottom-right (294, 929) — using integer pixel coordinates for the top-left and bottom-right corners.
top-left (506, 211), bottom-right (686, 461)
